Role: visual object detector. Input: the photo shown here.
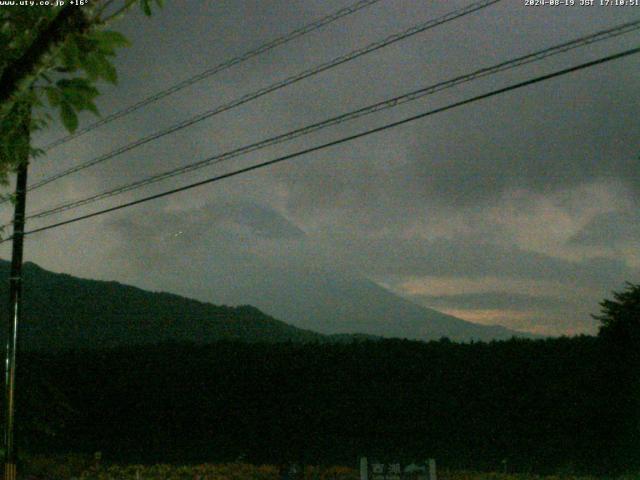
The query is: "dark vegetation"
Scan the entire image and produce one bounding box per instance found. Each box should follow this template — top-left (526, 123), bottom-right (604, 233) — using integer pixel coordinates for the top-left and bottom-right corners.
top-left (0, 261), bottom-right (336, 348)
top-left (8, 332), bottom-right (639, 476)
top-left (1, 259), bottom-right (638, 475)
top-left (0, 261), bottom-right (521, 347)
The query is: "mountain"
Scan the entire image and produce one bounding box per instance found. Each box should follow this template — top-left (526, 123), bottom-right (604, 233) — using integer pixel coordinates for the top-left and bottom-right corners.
top-left (193, 264), bottom-right (535, 342)
top-left (0, 260), bottom-right (533, 350)
top-left (0, 261), bottom-right (330, 350)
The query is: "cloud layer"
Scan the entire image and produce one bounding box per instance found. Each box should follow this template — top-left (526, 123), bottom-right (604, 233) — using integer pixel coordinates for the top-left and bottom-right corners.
top-left (4, 0), bottom-right (638, 337)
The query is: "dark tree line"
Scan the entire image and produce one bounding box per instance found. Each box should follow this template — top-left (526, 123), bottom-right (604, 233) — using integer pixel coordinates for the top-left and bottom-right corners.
top-left (4, 283), bottom-right (640, 475)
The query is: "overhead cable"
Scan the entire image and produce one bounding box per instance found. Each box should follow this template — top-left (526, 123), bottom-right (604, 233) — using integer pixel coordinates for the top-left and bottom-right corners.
top-left (21, 20), bottom-right (640, 222)
top-left (6, 45), bottom-right (638, 242)
top-left (40, 0), bottom-right (385, 151)
top-left (27, 0), bottom-right (502, 192)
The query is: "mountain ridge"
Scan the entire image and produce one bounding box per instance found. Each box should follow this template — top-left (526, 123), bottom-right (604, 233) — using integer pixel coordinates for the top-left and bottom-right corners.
top-left (0, 260), bottom-right (535, 350)
top-left (0, 261), bottom-right (330, 350)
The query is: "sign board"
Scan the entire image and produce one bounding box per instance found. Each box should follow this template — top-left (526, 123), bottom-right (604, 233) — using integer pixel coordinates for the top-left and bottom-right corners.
top-left (370, 462), bottom-right (403, 480)
top-left (360, 458), bottom-right (436, 480)
top-left (280, 462), bottom-right (303, 480)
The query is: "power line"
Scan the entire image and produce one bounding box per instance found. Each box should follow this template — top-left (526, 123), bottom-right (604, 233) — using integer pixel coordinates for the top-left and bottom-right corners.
top-left (6, 45), bottom-right (638, 243)
top-left (40, 0), bottom-right (385, 151)
top-left (26, 0), bottom-right (501, 193)
top-left (21, 19), bottom-right (640, 222)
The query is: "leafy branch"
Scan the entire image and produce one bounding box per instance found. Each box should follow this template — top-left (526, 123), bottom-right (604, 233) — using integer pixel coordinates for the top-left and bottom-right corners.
top-left (0, 0), bottom-right (162, 192)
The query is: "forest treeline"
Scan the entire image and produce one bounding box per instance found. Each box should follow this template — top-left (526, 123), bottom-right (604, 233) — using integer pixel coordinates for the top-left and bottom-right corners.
top-left (9, 333), bottom-right (639, 476)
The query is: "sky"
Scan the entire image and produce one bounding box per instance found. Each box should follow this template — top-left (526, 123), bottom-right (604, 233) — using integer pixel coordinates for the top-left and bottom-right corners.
top-left (2, 0), bottom-right (639, 337)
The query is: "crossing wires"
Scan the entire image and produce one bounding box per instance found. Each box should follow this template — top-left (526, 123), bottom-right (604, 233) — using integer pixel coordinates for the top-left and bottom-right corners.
top-left (26, 0), bottom-right (502, 193)
top-left (4, 45), bottom-right (638, 244)
top-left (41, 0), bottom-right (385, 151)
top-left (18, 18), bottom-right (640, 223)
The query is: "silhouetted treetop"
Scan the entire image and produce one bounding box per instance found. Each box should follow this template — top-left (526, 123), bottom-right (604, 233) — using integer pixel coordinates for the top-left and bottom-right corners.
top-left (594, 282), bottom-right (640, 343)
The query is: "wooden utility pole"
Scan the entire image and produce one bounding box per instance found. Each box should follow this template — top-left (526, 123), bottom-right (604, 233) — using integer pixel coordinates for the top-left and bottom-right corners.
top-left (3, 102), bottom-right (30, 480)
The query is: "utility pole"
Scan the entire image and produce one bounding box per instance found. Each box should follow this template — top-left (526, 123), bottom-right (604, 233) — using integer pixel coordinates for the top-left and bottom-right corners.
top-left (3, 101), bottom-right (30, 480)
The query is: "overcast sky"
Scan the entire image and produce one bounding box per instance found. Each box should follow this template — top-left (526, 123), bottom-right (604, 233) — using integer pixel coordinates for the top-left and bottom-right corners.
top-left (2, 0), bottom-right (639, 336)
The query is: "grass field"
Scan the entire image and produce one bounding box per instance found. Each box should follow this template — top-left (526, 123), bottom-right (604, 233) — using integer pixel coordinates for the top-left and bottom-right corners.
top-left (21, 458), bottom-right (637, 480)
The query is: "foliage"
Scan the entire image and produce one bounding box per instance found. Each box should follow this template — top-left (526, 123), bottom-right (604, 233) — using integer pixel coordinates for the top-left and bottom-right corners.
top-left (438, 472), bottom-right (604, 480)
top-left (23, 462), bottom-right (354, 480)
top-left (78, 463), bottom-right (281, 480)
top-left (0, 96), bottom-right (32, 186)
top-left (21, 453), bottom-right (93, 480)
top-left (7, 336), bottom-right (636, 476)
top-left (592, 282), bottom-right (640, 472)
top-left (4, 267), bottom-right (639, 474)
top-left (593, 282), bottom-right (640, 344)
top-left (16, 459), bottom-right (634, 480)
top-left (0, 0), bottom-right (162, 187)
top-left (0, 260), bottom-right (327, 349)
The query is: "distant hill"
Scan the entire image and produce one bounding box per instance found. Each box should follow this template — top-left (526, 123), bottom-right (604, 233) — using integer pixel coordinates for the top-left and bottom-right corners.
top-left (0, 261), bottom-right (332, 350)
top-left (189, 263), bottom-right (538, 342)
top-left (0, 260), bottom-right (534, 350)
top-left (169, 257), bottom-right (540, 342)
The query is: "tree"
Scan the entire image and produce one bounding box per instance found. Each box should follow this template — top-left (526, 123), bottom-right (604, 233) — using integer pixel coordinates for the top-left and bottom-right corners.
top-left (593, 284), bottom-right (640, 471)
top-left (0, 2), bottom-right (162, 473)
top-left (593, 282), bottom-right (640, 344)
top-left (0, 0), bottom-right (163, 191)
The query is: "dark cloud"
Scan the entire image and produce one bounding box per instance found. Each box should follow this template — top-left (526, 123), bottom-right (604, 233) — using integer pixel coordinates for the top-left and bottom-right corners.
top-left (332, 235), bottom-right (639, 287)
top-left (12, 0), bottom-right (640, 337)
top-left (214, 202), bottom-right (306, 239)
top-left (569, 210), bottom-right (640, 247)
top-left (412, 291), bottom-right (576, 312)
top-left (107, 201), bottom-right (305, 257)
top-left (402, 77), bottom-right (640, 207)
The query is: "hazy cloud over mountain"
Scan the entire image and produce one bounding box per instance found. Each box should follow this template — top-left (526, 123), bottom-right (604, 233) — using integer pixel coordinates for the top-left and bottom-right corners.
top-left (570, 211), bottom-right (640, 247)
top-left (3, 0), bottom-right (639, 337)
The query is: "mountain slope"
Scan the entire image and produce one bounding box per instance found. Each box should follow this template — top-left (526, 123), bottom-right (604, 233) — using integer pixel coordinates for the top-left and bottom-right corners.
top-left (197, 264), bottom-right (535, 342)
top-left (0, 260), bottom-right (534, 350)
top-left (0, 261), bottom-right (327, 350)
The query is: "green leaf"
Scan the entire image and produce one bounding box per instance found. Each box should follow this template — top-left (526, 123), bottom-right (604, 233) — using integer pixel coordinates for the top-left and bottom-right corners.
top-left (44, 87), bottom-right (61, 107)
top-left (140, 0), bottom-right (152, 16)
top-left (100, 58), bottom-right (118, 84)
top-left (59, 102), bottom-right (78, 133)
top-left (93, 30), bottom-right (130, 50)
top-left (85, 100), bottom-right (100, 117)
top-left (30, 147), bottom-right (44, 159)
top-left (75, 34), bottom-right (98, 52)
top-left (78, 53), bottom-right (102, 81)
top-left (57, 77), bottom-right (90, 88)
top-left (79, 53), bottom-right (118, 84)
top-left (51, 78), bottom-right (101, 119)
top-left (60, 36), bottom-right (81, 70)
top-left (57, 77), bottom-right (97, 93)
top-left (61, 90), bottom-right (87, 109)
